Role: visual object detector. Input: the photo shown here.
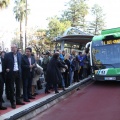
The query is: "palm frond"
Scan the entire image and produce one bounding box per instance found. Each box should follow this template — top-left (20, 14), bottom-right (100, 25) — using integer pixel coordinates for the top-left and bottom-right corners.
top-left (0, 0), bottom-right (10, 9)
top-left (13, 0), bottom-right (28, 22)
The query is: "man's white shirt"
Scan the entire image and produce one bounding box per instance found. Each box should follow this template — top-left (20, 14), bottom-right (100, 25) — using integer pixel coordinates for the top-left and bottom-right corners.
top-left (0, 57), bottom-right (2, 73)
top-left (13, 54), bottom-right (19, 71)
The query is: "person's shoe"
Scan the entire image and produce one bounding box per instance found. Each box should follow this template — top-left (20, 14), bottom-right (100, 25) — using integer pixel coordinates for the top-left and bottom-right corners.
top-left (0, 106), bottom-right (7, 110)
top-left (63, 88), bottom-right (66, 91)
top-left (55, 91), bottom-right (59, 94)
top-left (28, 96), bottom-right (35, 99)
top-left (24, 99), bottom-right (30, 102)
top-left (11, 103), bottom-right (16, 109)
top-left (32, 94), bottom-right (36, 96)
top-left (45, 90), bottom-right (50, 94)
top-left (34, 93), bottom-right (38, 95)
top-left (32, 93), bottom-right (38, 96)
top-left (16, 101), bottom-right (25, 105)
top-left (76, 88), bottom-right (80, 91)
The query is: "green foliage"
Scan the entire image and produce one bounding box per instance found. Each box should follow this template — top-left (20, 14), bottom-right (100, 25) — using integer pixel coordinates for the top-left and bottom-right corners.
top-left (0, 0), bottom-right (10, 9)
top-left (27, 28), bottom-right (54, 53)
top-left (90, 4), bottom-right (105, 35)
top-left (60, 0), bottom-right (89, 29)
top-left (13, 0), bottom-right (30, 50)
top-left (47, 16), bottom-right (71, 39)
top-left (11, 30), bottom-right (20, 47)
top-left (13, 0), bottom-right (27, 22)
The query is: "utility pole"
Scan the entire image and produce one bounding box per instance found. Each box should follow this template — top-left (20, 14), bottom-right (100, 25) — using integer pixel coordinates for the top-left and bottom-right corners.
top-left (25, 0), bottom-right (27, 49)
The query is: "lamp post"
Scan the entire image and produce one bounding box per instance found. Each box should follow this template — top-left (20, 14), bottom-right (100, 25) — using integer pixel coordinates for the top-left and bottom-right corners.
top-left (25, 0), bottom-right (27, 49)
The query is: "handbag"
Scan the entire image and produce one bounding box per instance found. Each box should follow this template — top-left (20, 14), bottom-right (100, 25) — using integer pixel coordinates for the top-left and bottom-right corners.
top-left (60, 65), bottom-right (68, 73)
top-left (60, 68), bottom-right (66, 73)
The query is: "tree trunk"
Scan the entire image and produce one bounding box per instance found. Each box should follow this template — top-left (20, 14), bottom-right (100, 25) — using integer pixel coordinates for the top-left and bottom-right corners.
top-left (25, 0), bottom-right (27, 49)
top-left (20, 20), bottom-right (23, 51)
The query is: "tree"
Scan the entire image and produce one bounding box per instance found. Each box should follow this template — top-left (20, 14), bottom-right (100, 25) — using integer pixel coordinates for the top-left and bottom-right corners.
top-left (24, 0), bottom-right (27, 49)
top-left (11, 29), bottom-right (20, 47)
top-left (60, 0), bottom-right (89, 30)
top-left (0, 0), bottom-right (10, 9)
top-left (47, 17), bottom-right (71, 51)
top-left (47, 16), bottom-right (71, 39)
top-left (28, 29), bottom-right (51, 54)
top-left (13, 0), bottom-right (29, 50)
top-left (90, 4), bottom-right (105, 35)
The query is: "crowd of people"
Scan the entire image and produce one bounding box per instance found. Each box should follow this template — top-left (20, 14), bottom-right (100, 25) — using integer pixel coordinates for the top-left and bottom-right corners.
top-left (0, 44), bottom-right (91, 110)
top-left (42, 50), bottom-right (91, 94)
top-left (0, 44), bottom-right (42, 110)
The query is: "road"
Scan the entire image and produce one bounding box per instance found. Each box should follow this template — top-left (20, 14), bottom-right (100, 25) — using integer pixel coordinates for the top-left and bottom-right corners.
top-left (31, 81), bottom-right (120, 120)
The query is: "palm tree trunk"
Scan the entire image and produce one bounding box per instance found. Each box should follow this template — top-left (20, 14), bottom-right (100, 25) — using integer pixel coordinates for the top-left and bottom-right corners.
top-left (20, 20), bottom-right (23, 50)
top-left (25, 0), bottom-right (27, 49)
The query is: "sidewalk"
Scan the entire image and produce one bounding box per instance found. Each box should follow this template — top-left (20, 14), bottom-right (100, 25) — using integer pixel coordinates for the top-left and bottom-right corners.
top-left (0, 77), bottom-right (91, 120)
top-left (0, 83), bottom-right (45, 115)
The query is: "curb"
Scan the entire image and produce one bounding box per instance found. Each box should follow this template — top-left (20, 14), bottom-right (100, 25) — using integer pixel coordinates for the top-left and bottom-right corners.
top-left (4, 77), bottom-right (92, 120)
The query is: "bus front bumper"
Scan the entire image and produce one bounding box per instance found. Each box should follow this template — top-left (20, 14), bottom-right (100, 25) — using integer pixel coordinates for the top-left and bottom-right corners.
top-left (93, 75), bottom-right (120, 81)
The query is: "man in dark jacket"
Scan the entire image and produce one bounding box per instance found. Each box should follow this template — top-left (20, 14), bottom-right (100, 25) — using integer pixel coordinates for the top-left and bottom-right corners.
top-left (42, 52), bottom-right (50, 79)
top-left (21, 47), bottom-right (36, 102)
top-left (5, 44), bottom-right (25, 109)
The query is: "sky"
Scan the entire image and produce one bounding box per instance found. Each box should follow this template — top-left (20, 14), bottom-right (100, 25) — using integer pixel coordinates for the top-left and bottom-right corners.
top-left (0, 0), bottom-right (120, 49)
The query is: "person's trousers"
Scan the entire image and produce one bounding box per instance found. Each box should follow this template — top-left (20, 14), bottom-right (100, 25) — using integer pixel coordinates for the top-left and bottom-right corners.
top-left (64, 72), bottom-right (69, 87)
top-left (61, 74), bottom-right (65, 88)
top-left (74, 70), bottom-right (79, 82)
top-left (53, 83), bottom-right (58, 92)
top-left (0, 73), bottom-right (4, 104)
top-left (70, 71), bottom-right (74, 85)
top-left (7, 71), bottom-right (21, 104)
top-left (23, 73), bottom-right (32, 100)
top-left (79, 66), bottom-right (83, 79)
top-left (83, 68), bottom-right (88, 78)
top-left (5, 75), bottom-right (10, 99)
top-left (45, 81), bottom-right (51, 91)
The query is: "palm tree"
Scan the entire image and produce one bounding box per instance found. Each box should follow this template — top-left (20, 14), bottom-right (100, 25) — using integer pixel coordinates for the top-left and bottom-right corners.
top-left (25, 0), bottom-right (27, 49)
top-left (0, 0), bottom-right (10, 9)
top-left (13, 0), bottom-right (26, 50)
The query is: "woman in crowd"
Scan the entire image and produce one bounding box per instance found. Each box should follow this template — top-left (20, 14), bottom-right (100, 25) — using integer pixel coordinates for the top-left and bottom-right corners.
top-left (74, 56), bottom-right (80, 82)
top-left (64, 53), bottom-right (71, 87)
top-left (69, 56), bottom-right (76, 85)
top-left (83, 53), bottom-right (89, 78)
top-left (31, 55), bottom-right (43, 96)
top-left (45, 53), bottom-right (67, 94)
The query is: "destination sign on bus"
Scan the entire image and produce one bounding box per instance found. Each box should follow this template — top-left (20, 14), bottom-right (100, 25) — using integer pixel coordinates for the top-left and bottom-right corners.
top-left (103, 39), bottom-right (120, 45)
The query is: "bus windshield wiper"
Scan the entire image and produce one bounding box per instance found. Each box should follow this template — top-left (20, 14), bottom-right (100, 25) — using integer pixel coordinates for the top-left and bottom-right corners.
top-left (95, 64), bottom-right (115, 68)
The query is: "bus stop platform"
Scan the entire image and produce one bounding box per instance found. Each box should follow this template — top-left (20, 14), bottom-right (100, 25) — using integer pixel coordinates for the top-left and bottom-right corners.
top-left (0, 77), bottom-right (91, 120)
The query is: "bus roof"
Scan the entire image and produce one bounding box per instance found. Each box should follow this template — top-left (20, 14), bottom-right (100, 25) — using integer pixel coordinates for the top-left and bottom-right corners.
top-left (93, 27), bottom-right (120, 41)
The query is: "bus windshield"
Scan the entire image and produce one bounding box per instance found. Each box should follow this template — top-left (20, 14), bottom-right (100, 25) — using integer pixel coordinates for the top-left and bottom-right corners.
top-left (92, 41), bottom-right (120, 68)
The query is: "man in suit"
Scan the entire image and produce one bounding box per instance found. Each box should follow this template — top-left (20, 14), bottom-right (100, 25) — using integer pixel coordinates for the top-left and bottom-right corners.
top-left (21, 47), bottom-right (36, 102)
top-left (0, 50), bottom-right (7, 110)
top-left (5, 44), bottom-right (25, 109)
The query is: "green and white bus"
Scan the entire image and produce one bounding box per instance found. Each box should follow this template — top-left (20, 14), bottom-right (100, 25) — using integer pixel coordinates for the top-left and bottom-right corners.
top-left (86, 27), bottom-right (120, 81)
